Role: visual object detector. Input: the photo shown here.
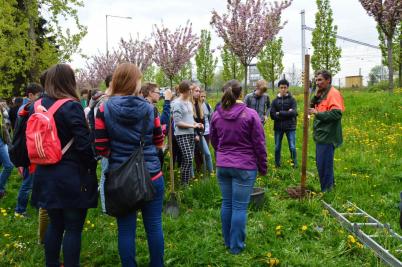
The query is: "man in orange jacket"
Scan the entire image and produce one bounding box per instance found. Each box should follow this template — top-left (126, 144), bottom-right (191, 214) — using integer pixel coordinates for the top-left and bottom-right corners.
top-left (308, 70), bottom-right (345, 192)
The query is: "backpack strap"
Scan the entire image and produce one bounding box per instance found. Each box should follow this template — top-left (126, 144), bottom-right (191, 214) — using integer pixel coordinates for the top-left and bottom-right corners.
top-left (47, 98), bottom-right (74, 116)
top-left (62, 138), bottom-right (74, 155)
top-left (139, 111), bottom-right (150, 147)
top-left (34, 99), bottom-right (43, 112)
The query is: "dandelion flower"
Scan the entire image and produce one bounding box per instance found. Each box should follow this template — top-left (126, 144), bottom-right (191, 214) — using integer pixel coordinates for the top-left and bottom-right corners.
top-left (86, 220), bottom-right (91, 225)
top-left (91, 224), bottom-right (95, 228)
top-left (347, 235), bottom-right (356, 243)
top-left (4, 233), bottom-right (10, 238)
top-left (267, 252), bottom-right (272, 258)
top-left (301, 225), bottom-right (308, 231)
top-left (275, 225), bottom-right (282, 231)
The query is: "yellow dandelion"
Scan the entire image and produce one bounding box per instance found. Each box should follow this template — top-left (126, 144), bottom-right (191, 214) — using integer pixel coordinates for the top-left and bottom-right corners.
top-left (347, 235), bottom-right (356, 243)
top-left (275, 225), bottom-right (282, 231)
top-left (86, 220), bottom-right (91, 225)
top-left (267, 252), bottom-right (272, 258)
top-left (269, 258), bottom-right (280, 266)
top-left (4, 233), bottom-right (10, 238)
top-left (91, 224), bottom-right (95, 228)
top-left (301, 225), bottom-right (308, 231)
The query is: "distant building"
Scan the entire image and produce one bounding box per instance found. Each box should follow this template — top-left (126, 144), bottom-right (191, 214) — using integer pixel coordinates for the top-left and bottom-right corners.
top-left (248, 64), bottom-right (262, 89)
top-left (345, 75), bottom-right (363, 88)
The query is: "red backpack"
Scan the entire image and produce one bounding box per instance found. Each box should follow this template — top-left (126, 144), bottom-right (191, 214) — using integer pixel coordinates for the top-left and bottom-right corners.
top-left (26, 98), bottom-right (74, 165)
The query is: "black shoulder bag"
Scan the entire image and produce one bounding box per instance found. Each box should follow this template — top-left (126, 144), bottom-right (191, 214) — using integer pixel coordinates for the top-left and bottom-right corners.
top-left (104, 113), bottom-right (155, 217)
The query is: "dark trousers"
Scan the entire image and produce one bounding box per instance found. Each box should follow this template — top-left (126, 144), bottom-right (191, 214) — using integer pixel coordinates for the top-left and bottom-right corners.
top-left (315, 143), bottom-right (335, 192)
top-left (172, 134), bottom-right (182, 168)
top-left (194, 137), bottom-right (203, 173)
top-left (274, 130), bottom-right (297, 167)
top-left (45, 208), bottom-right (87, 267)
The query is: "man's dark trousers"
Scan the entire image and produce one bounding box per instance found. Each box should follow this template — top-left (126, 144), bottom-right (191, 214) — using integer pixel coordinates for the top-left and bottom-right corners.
top-left (316, 143), bottom-right (334, 192)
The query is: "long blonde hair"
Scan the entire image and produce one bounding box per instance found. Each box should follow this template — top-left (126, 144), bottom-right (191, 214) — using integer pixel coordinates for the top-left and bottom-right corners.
top-left (191, 84), bottom-right (204, 120)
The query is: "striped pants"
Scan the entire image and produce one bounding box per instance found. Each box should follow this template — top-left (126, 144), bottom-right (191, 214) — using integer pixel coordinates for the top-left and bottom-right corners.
top-left (176, 134), bottom-right (195, 185)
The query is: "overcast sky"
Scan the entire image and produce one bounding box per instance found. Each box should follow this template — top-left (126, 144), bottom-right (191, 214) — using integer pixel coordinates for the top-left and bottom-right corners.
top-left (69, 0), bottom-right (382, 85)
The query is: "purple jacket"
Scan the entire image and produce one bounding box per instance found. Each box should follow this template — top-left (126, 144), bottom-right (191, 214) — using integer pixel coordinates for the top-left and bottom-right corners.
top-left (210, 103), bottom-right (267, 175)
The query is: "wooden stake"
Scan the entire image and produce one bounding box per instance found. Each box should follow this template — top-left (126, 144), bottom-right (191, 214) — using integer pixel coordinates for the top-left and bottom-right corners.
top-left (300, 54), bottom-right (310, 192)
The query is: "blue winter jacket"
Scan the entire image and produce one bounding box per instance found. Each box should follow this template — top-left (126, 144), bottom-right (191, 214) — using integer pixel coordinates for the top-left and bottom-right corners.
top-left (104, 96), bottom-right (161, 174)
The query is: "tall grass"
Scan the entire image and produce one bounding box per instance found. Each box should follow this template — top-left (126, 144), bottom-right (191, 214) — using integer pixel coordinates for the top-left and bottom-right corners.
top-left (0, 90), bottom-right (401, 266)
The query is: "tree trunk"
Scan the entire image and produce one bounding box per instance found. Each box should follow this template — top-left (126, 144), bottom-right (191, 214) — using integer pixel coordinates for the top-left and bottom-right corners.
top-left (204, 72), bottom-right (207, 91)
top-left (244, 64), bottom-right (248, 95)
top-left (26, 0), bottom-right (38, 81)
top-left (387, 35), bottom-right (394, 93)
top-left (233, 59), bottom-right (236, 80)
top-left (399, 37), bottom-right (402, 88)
top-left (271, 63), bottom-right (275, 92)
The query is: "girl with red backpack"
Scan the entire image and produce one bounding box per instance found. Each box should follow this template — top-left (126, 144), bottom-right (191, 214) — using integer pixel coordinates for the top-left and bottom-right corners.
top-left (27, 64), bottom-right (98, 266)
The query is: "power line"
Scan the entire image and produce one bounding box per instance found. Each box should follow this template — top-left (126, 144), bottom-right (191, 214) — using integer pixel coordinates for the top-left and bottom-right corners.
top-left (303, 26), bottom-right (380, 50)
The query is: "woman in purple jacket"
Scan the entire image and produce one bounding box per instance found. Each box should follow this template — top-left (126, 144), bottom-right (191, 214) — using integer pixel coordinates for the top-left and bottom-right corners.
top-left (210, 80), bottom-right (267, 254)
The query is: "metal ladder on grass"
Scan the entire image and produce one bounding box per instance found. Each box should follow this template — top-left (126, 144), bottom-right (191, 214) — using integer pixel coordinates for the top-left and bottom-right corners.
top-left (322, 200), bottom-right (402, 267)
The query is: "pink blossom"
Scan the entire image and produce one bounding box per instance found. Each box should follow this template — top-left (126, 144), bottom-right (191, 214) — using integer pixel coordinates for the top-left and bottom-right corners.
top-left (152, 21), bottom-right (199, 84)
top-left (211, 0), bottom-right (292, 66)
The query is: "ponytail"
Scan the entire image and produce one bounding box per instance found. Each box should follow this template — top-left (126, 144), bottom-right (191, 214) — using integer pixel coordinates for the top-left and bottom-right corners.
top-left (221, 87), bottom-right (236, 110)
top-left (221, 80), bottom-right (242, 110)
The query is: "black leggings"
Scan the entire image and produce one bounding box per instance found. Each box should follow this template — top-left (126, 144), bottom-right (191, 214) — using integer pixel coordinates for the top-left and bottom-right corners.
top-left (45, 208), bottom-right (87, 267)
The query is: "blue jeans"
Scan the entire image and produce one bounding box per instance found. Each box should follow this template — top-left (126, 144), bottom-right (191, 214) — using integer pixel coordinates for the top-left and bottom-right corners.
top-left (15, 168), bottom-right (34, 214)
top-left (274, 130), bottom-right (297, 167)
top-left (217, 167), bottom-right (257, 254)
top-left (0, 140), bottom-right (14, 193)
top-left (45, 208), bottom-right (87, 267)
top-left (99, 157), bottom-right (109, 213)
top-left (117, 177), bottom-right (165, 267)
top-left (200, 136), bottom-right (213, 173)
top-left (316, 143), bottom-right (335, 192)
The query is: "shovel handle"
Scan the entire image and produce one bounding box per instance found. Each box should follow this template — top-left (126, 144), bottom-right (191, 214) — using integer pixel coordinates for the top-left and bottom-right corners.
top-left (168, 117), bottom-right (175, 193)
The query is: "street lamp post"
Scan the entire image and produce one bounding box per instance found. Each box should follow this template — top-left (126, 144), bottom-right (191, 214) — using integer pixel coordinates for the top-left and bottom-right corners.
top-left (105, 14), bottom-right (132, 58)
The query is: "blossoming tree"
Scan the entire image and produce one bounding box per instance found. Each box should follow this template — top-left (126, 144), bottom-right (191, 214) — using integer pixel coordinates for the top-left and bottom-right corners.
top-left (152, 21), bottom-right (199, 89)
top-left (359, 0), bottom-right (402, 92)
top-left (211, 0), bottom-right (292, 92)
top-left (119, 36), bottom-right (154, 72)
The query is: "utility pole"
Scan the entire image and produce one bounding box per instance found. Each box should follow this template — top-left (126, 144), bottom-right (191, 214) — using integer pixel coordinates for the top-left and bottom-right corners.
top-left (105, 14), bottom-right (132, 58)
top-left (301, 10), bottom-right (306, 72)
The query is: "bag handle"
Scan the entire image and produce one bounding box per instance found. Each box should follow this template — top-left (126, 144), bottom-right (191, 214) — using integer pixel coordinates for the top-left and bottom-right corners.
top-left (139, 111), bottom-right (149, 147)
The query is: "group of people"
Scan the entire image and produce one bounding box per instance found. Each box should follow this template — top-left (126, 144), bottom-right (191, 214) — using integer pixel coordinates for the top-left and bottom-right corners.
top-left (0, 60), bottom-right (348, 266)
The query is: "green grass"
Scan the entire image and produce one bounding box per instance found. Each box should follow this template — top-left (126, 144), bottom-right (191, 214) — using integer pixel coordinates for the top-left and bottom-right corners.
top-left (1, 89), bottom-right (401, 266)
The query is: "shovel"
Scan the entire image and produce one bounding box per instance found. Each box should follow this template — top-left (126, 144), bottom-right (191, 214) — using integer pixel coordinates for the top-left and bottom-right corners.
top-left (165, 118), bottom-right (179, 218)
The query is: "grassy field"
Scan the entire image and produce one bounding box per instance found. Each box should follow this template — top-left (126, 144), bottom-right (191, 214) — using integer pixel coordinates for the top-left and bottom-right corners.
top-left (0, 89), bottom-right (401, 266)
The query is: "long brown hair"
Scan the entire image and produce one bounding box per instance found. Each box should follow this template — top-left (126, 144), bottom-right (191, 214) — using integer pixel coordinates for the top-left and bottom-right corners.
top-left (221, 80), bottom-right (242, 110)
top-left (45, 64), bottom-right (79, 100)
top-left (111, 63), bottom-right (142, 96)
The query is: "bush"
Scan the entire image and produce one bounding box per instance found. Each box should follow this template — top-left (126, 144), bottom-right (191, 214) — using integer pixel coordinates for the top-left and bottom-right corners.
top-left (367, 80), bottom-right (389, 92)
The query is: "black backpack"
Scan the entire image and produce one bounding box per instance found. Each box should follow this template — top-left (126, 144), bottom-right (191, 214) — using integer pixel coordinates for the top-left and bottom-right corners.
top-left (9, 103), bottom-right (31, 168)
